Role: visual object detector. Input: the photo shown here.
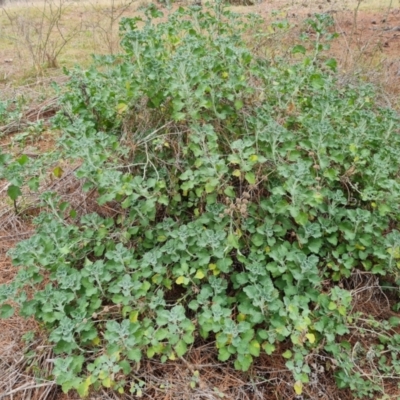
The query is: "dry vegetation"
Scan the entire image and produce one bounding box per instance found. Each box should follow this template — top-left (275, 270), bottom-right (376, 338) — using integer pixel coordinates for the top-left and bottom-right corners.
top-left (1, 0), bottom-right (400, 399)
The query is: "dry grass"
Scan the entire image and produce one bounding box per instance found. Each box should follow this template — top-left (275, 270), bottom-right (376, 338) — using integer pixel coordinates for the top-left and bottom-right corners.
top-left (1, 0), bottom-right (399, 102)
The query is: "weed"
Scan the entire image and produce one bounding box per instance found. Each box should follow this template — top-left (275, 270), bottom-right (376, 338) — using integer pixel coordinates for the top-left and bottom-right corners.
top-left (1, 3), bottom-right (400, 398)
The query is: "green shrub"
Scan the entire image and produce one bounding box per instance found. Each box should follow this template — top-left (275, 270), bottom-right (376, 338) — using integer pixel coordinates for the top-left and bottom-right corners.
top-left (1, 4), bottom-right (400, 398)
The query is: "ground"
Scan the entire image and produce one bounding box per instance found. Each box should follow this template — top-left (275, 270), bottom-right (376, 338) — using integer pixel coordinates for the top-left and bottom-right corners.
top-left (1, 0), bottom-right (400, 399)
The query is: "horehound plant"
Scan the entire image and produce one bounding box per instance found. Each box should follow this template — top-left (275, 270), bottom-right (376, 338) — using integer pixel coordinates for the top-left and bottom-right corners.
top-left (1, 4), bottom-right (400, 398)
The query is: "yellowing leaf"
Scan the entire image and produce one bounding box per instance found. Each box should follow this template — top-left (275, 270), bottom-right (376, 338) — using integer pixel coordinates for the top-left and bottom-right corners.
top-left (98, 371), bottom-right (107, 380)
top-left (349, 143), bottom-right (357, 154)
top-left (282, 350), bottom-right (292, 359)
top-left (116, 102), bottom-right (128, 115)
top-left (294, 380), bottom-right (303, 395)
top-left (313, 191), bottom-right (324, 204)
top-left (102, 376), bottom-right (112, 388)
top-left (118, 387), bottom-right (124, 394)
top-left (232, 169), bottom-right (241, 177)
top-left (249, 340), bottom-right (261, 357)
top-left (237, 313), bottom-right (246, 322)
top-left (388, 247), bottom-right (400, 259)
top-left (92, 336), bottom-right (101, 346)
top-left (195, 269), bottom-right (205, 279)
top-left (77, 376), bottom-right (92, 398)
top-left (176, 276), bottom-right (186, 285)
top-left (208, 263), bottom-right (220, 275)
top-left (168, 352), bottom-right (176, 360)
top-left (306, 333), bottom-right (315, 344)
top-left (129, 310), bottom-right (139, 323)
top-left (249, 155), bottom-right (258, 162)
top-left (53, 166), bottom-right (64, 178)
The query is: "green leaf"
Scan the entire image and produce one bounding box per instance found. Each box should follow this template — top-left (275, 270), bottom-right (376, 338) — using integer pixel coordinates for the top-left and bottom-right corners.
top-left (234, 99), bottom-right (244, 110)
top-left (17, 154), bottom-right (29, 166)
top-left (172, 112), bottom-right (186, 121)
top-left (378, 204), bottom-right (391, 216)
top-left (308, 238), bottom-right (322, 253)
top-left (251, 233), bottom-right (265, 247)
top-left (127, 348), bottom-right (142, 362)
top-left (292, 45), bottom-right (306, 54)
top-left (20, 300), bottom-right (37, 317)
top-left (337, 305), bottom-right (346, 316)
top-left (60, 377), bottom-right (82, 393)
top-left (310, 73), bottom-right (324, 89)
top-left (224, 186), bottom-right (236, 198)
top-left (0, 304), bottom-right (14, 319)
top-left (282, 350), bottom-right (292, 359)
top-left (218, 347), bottom-right (231, 362)
top-left (227, 233), bottom-right (240, 250)
top-left (244, 172), bottom-right (256, 185)
top-left (216, 258), bottom-right (233, 273)
top-left (325, 58), bottom-right (337, 71)
top-left (323, 168), bottom-right (338, 181)
top-left (7, 185), bottom-right (22, 201)
top-left (234, 354), bottom-right (252, 371)
top-left (262, 342), bottom-right (275, 355)
top-left (389, 317), bottom-right (400, 327)
top-left (295, 211), bottom-right (308, 226)
top-left (175, 340), bottom-right (187, 357)
top-left (328, 302), bottom-right (337, 311)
